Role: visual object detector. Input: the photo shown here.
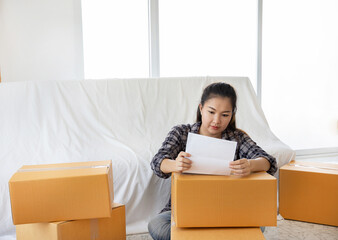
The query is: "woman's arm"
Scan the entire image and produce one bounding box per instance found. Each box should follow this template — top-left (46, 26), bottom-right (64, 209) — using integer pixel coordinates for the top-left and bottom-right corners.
top-left (151, 125), bottom-right (192, 178)
top-left (249, 157), bottom-right (270, 172)
top-left (228, 130), bottom-right (277, 176)
top-left (160, 152), bottom-right (192, 174)
top-left (240, 132), bottom-right (277, 175)
top-left (229, 157), bottom-right (270, 176)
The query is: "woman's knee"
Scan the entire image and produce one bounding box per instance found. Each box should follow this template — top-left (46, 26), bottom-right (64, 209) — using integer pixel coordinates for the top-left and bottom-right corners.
top-left (147, 217), bottom-right (158, 236)
top-left (148, 212), bottom-right (171, 240)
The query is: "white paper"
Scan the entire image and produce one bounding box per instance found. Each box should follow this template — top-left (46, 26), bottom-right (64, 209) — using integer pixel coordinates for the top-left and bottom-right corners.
top-left (184, 132), bottom-right (237, 175)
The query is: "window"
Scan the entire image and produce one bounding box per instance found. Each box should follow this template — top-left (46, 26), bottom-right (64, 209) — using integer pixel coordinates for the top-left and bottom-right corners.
top-left (82, 0), bottom-right (338, 154)
top-left (81, 0), bottom-right (149, 78)
top-left (159, 0), bottom-right (258, 91)
top-left (262, 0), bottom-right (338, 150)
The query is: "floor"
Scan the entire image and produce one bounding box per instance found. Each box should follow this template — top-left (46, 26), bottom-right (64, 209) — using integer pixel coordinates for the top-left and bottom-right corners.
top-left (126, 215), bottom-right (338, 240)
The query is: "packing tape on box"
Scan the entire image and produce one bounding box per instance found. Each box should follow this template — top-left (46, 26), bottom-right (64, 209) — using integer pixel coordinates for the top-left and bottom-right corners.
top-left (90, 219), bottom-right (99, 240)
top-left (289, 160), bottom-right (338, 171)
top-left (17, 164), bottom-right (110, 172)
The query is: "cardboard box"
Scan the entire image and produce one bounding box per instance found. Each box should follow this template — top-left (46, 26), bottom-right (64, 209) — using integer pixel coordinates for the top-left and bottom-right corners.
top-left (171, 214), bottom-right (265, 240)
top-left (9, 160), bottom-right (114, 225)
top-left (171, 226), bottom-right (265, 240)
top-left (16, 203), bottom-right (126, 240)
top-left (279, 160), bottom-right (338, 226)
top-left (172, 172), bottom-right (277, 227)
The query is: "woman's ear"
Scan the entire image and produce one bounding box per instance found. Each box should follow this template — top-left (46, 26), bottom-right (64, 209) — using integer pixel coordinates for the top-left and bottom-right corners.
top-left (199, 104), bottom-right (202, 115)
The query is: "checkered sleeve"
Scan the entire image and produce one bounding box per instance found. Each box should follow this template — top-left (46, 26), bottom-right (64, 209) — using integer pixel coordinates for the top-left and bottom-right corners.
top-left (238, 131), bottom-right (277, 175)
top-left (150, 125), bottom-right (185, 179)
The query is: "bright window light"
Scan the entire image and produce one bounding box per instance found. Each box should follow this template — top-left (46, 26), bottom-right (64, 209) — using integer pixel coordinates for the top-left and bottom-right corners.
top-left (262, 0), bottom-right (338, 150)
top-left (81, 0), bottom-right (149, 79)
top-left (159, 0), bottom-right (258, 91)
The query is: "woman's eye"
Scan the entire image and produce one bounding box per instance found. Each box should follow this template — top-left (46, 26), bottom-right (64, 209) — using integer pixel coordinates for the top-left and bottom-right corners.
top-left (208, 111), bottom-right (215, 114)
top-left (223, 114), bottom-right (229, 117)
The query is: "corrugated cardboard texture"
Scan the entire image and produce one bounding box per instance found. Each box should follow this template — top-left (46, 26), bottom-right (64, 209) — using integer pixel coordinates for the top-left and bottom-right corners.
top-left (279, 161), bottom-right (338, 226)
top-left (16, 203), bottom-right (126, 240)
top-left (9, 160), bottom-right (114, 225)
top-left (172, 172), bottom-right (277, 227)
top-left (171, 220), bottom-right (265, 240)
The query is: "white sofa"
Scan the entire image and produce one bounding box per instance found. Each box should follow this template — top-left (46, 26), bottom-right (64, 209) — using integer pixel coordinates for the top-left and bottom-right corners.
top-left (0, 76), bottom-right (295, 239)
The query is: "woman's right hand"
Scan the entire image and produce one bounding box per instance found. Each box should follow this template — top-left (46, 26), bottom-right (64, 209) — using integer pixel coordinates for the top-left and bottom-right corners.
top-left (175, 151), bottom-right (192, 172)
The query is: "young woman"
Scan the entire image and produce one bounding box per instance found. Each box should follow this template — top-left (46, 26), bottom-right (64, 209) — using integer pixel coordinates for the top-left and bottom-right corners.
top-left (148, 82), bottom-right (277, 240)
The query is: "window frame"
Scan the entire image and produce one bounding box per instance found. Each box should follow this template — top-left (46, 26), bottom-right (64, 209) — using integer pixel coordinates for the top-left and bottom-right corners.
top-left (83, 0), bottom-right (338, 157)
top-left (148, 0), bottom-right (160, 77)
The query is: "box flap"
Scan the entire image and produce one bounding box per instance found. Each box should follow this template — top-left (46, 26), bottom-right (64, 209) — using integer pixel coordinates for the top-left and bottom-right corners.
top-left (10, 160), bottom-right (112, 182)
top-left (280, 160), bottom-right (338, 175)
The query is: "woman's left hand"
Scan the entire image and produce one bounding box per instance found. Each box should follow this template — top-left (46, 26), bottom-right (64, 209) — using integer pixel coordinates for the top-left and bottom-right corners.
top-left (229, 158), bottom-right (252, 176)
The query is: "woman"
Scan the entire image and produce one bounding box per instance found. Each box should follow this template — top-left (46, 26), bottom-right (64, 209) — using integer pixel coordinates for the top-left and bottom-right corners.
top-left (148, 82), bottom-right (277, 240)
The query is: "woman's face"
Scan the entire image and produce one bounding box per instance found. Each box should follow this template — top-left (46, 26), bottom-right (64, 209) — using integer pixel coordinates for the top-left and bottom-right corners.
top-left (199, 96), bottom-right (233, 138)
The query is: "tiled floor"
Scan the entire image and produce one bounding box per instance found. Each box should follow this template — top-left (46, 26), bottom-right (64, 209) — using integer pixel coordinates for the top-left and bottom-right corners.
top-left (127, 215), bottom-right (338, 240)
top-left (263, 216), bottom-right (338, 240)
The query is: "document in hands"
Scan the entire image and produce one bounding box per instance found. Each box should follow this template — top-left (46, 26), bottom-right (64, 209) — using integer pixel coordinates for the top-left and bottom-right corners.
top-left (184, 132), bottom-right (237, 175)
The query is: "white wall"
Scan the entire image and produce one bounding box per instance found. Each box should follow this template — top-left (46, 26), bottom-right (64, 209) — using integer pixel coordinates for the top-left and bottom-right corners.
top-left (0, 0), bottom-right (84, 82)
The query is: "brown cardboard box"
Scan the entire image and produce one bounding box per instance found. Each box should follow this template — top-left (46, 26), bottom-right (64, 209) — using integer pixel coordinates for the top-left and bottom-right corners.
top-left (9, 160), bottom-right (114, 225)
top-left (171, 214), bottom-right (265, 240)
top-left (16, 203), bottom-right (126, 240)
top-left (279, 160), bottom-right (338, 226)
top-left (171, 226), bottom-right (265, 240)
top-left (172, 172), bottom-right (277, 228)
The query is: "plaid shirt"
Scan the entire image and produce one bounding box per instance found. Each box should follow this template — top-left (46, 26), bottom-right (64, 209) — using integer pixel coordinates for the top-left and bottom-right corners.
top-left (151, 122), bottom-right (277, 213)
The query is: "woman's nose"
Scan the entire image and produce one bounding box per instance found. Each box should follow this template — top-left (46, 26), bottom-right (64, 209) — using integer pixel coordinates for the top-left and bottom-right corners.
top-left (213, 115), bottom-right (221, 124)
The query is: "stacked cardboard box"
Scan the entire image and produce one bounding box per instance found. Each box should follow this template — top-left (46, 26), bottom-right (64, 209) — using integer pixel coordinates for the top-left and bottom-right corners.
top-left (279, 160), bottom-right (338, 227)
top-left (16, 203), bottom-right (126, 240)
top-left (9, 160), bottom-right (126, 239)
top-left (171, 172), bottom-right (277, 239)
top-left (171, 221), bottom-right (265, 240)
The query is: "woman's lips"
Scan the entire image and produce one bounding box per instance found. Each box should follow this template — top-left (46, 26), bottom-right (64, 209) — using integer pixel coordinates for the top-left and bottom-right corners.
top-left (211, 126), bottom-right (219, 130)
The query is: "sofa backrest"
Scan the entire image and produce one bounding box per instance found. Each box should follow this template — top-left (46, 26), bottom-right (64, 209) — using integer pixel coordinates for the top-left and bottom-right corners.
top-left (0, 76), bottom-right (294, 236)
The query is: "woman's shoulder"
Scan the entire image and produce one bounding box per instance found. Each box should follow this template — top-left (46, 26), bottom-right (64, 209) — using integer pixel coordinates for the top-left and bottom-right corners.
top-left (227, 128), bottom-right (250, 139)
top-left (171, 122), bottom-right (201, 134)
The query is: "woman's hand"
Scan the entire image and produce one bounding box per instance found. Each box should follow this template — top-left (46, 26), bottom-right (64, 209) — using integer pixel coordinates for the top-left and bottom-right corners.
top-left (175, 151), bottom-right (192, 172)
top-left (229, 158), bottom-right (252, 176)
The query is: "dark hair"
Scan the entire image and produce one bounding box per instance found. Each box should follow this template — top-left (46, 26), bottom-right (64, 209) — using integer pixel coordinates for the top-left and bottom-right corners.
top-left (196, 82), bottom-right (237, 131)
